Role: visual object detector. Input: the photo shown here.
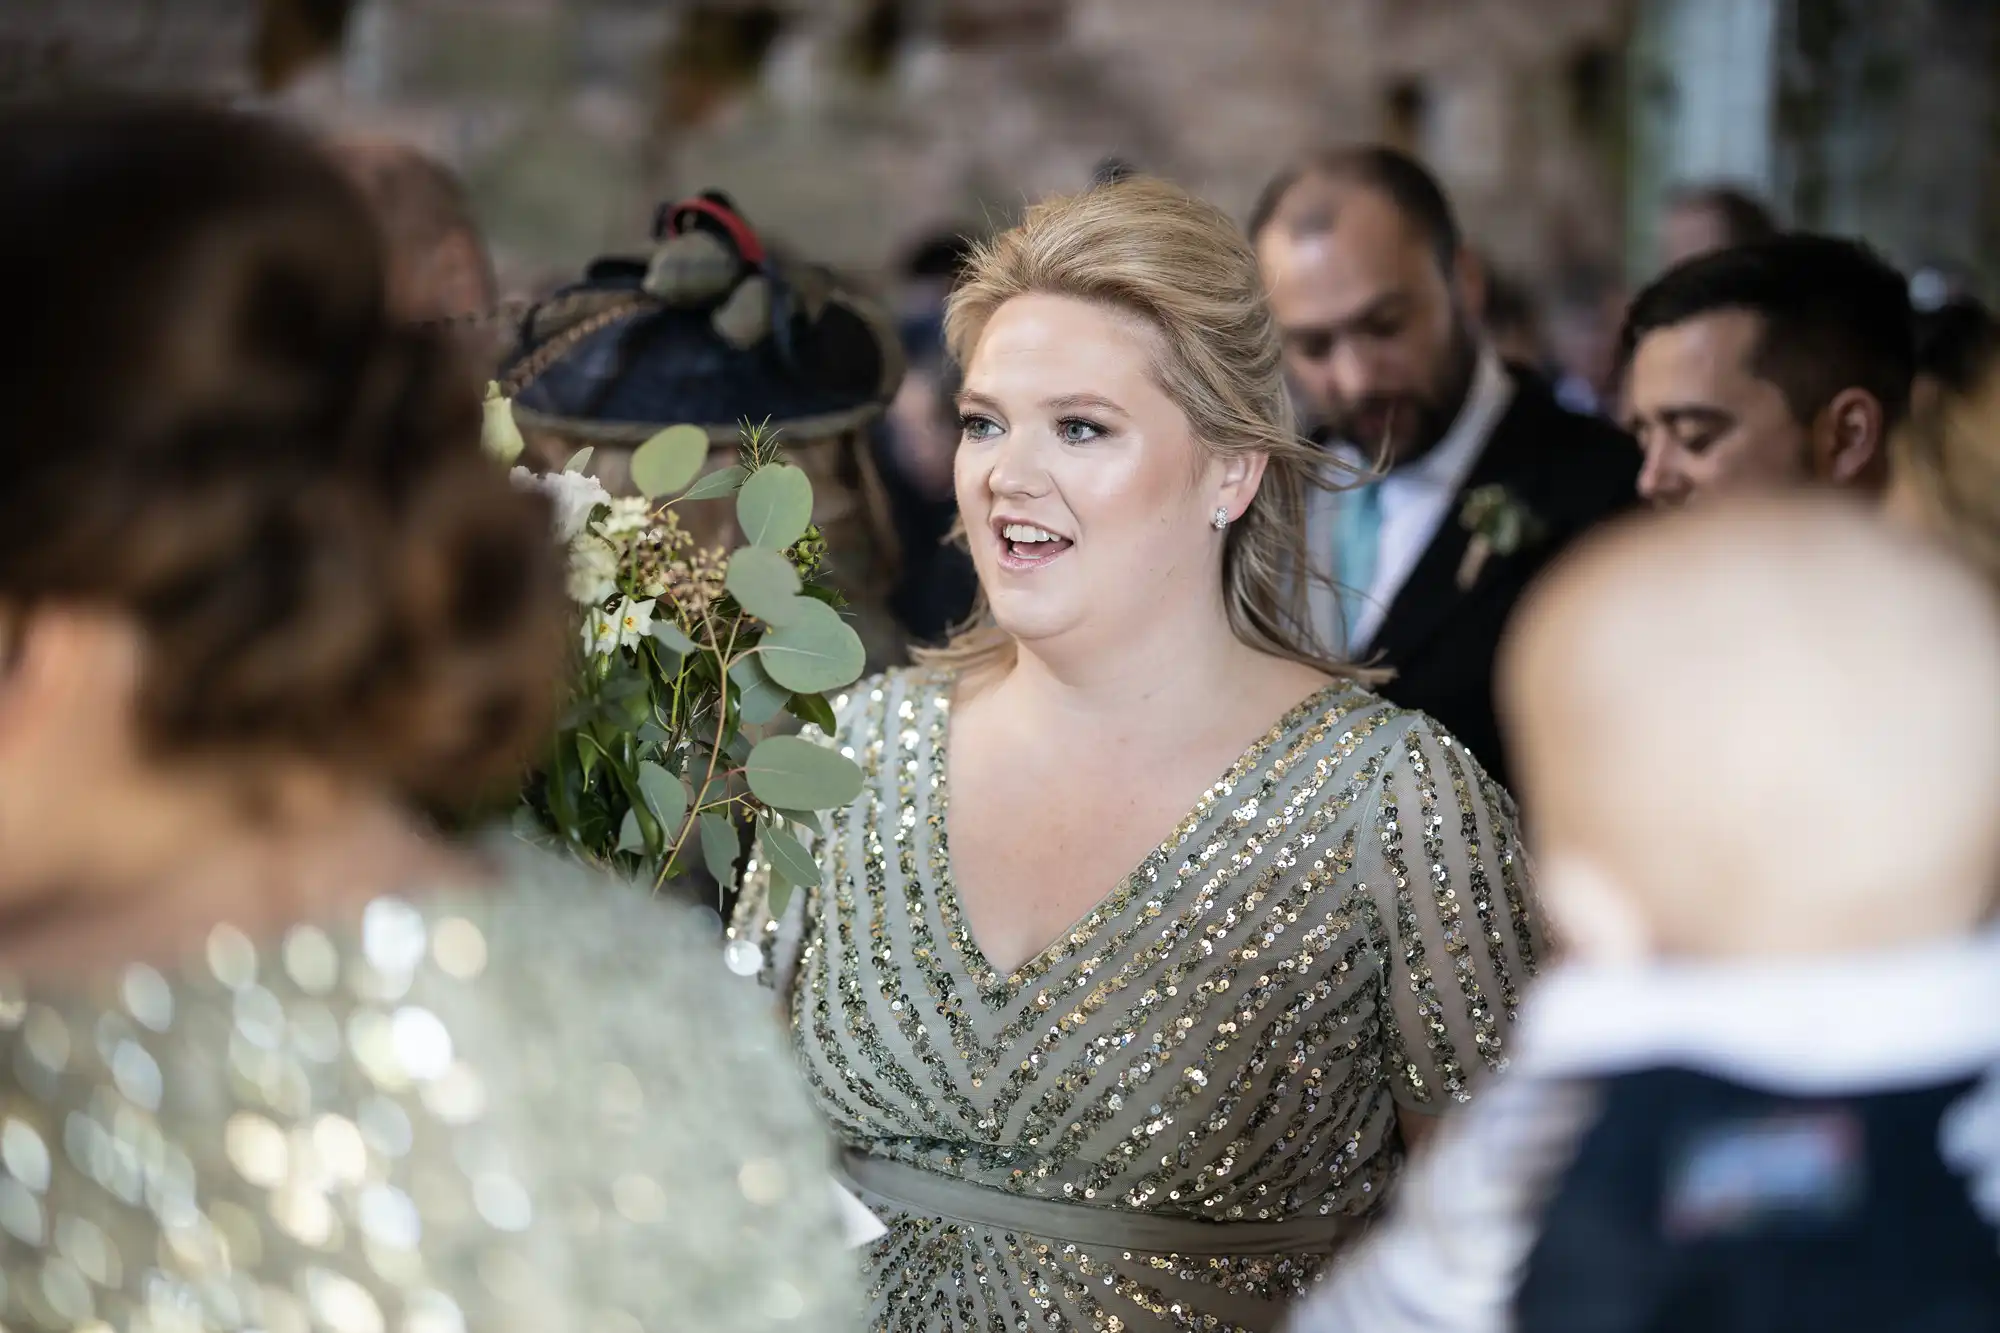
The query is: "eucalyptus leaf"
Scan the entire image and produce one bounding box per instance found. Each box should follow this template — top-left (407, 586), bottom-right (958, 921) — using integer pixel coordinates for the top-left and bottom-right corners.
top-left (637, 760), bottom-right (688, 839)
top-left (726, 730), bottom-right (755, 765)
top-left (736, 463), bottom-right (814, 550)
top-left (757, 599), bottom-right (866, 694)
top-left (564, 446), bottom-right (595, 474)
top-left (724, 547), bottom-right (803, 624)
top-left (746, 735), bottom-right (864, 811)
top-left (616, 808), bottom-right (645, 853)
top-left (787, 692), bottom-right (838, 735)
top-left (759, 822), bottom-right (820, 887)
top-left (775, 807), bottom-right (824, 840)
top-left (728, 655), bottom-right (790, 726)
top-left (772, 804), bottom-right (820, 836)
top-left (630, 424), bottom-right (710, 499)
top-left (767, 877), bottom-right (795, 918)
top-left (651, 621), bottom-right (697, 657)
top-left (699, 812), bottom-right (741, 887)
top-left (683, 465), bottom-right (747, 501)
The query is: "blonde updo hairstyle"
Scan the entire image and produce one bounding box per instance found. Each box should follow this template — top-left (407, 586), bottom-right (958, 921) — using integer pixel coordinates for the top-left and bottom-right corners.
top-left (924, 176), bottom-right (1369, 680)
top-left (1892, 345), bottom-right (2000, 590)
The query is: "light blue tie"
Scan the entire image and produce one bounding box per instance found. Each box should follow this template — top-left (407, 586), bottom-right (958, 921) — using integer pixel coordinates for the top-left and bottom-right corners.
top-left (1336, 481), bottom-right (1382, 648)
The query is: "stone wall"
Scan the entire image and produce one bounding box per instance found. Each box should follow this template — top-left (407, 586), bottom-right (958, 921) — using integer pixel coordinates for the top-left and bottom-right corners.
top-left (0, 0), bottom-right (254, 97)
top-left (9, 0), bottom-right (1636, 293)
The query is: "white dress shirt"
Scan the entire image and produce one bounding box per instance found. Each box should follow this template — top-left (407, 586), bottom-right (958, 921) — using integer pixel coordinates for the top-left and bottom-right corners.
top-left (1312, 345), bottom-right (1515, 655)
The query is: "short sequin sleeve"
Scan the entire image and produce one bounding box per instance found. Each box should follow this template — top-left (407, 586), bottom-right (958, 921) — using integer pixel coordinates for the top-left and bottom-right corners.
top-left (1352, 715), bottom-right (1544, 1111)
top-left (0, 846), bottom-right (858, 1333)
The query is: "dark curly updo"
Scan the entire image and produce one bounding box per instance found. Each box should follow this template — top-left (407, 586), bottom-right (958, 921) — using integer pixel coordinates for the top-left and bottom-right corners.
top-left (0, 102), bottom-right (569, 812)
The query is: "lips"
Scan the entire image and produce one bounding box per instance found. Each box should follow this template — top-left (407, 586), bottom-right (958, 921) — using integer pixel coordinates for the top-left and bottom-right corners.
top-left (992, 517), bottom-right (1073, 571)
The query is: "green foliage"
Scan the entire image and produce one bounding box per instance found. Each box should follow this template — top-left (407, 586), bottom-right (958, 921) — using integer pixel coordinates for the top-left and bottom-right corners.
top-left (736, 463), bottom-right (814, 550)
top-left (512, 417), bottom-right (865, 899)
top-left (630, 424), bottom-right (710, 498)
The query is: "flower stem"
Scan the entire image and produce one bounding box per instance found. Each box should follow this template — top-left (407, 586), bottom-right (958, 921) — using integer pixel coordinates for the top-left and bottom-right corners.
top-left (654, 603), bottom-right (741, 893)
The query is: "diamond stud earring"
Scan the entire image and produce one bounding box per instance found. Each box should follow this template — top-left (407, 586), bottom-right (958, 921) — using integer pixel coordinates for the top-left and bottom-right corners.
top-left (1211, 507), bottom-right (1230, 531)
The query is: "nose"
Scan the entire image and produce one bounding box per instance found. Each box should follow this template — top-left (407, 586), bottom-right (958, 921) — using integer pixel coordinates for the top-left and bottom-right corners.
top-left (986, 426), bottom-right (1051, 499)
top-left (1635, 442), bottom-right (1685, 506)
top-left (1330, 339), bottom-right (1387, 407)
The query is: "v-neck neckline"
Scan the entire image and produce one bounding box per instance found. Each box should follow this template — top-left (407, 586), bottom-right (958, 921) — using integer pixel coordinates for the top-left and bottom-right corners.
top-left (927, 673), bottom-right (1353, 1001)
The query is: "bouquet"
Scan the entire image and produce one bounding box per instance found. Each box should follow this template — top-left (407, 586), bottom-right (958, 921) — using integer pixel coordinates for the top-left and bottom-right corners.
top-left (486, 386), bottom-right (866, 912)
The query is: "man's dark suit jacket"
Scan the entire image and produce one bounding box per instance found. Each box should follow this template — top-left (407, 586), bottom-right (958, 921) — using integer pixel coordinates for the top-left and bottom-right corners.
top-left (1307, 367), bottom-right (1641, 794)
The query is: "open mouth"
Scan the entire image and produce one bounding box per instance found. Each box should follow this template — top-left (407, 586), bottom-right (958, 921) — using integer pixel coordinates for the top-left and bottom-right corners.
top-left (994, 519), bottom-right (1074, 570)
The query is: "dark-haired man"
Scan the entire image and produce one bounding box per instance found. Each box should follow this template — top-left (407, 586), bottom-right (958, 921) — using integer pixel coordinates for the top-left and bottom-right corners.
top-left (1619, 233), bottom-right (1913, 507)
top-left (1253, 146), bottom-right (1639, 790)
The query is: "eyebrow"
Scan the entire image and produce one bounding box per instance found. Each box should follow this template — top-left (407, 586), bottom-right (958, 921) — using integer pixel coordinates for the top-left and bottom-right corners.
top-left (1281, 292), bottom-right (1409, 341)
top-left (1625, 403), bottom-right (1734, 435)
top-left (953, 390), bottom-right (1131, 417)
top-left (1655, 405), bottom-right (1734, 429)
top-left (1043, 392), bottom-right (1128, 417)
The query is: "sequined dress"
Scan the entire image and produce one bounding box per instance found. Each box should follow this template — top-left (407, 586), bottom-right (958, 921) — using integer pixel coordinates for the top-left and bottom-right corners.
top-left (0, 840), bottom-right (856, 1333)
top-left (730, 670), bottom-right (1543, 1332)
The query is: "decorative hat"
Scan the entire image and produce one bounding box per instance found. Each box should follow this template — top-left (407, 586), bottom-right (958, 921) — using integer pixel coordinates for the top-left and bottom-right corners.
top-left (500, 191), bottom-right (904, 446)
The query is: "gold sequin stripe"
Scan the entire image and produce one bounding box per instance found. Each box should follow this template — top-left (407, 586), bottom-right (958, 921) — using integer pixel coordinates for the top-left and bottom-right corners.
top-left (1410, 732), bottom-right (1503, 1080)
top-left (1439, 739), bottom-right (1523, 1033)
top-left (1366, 742), bottom-right (1463, 1107)
top-left (875, 689), bottom-right (997, 1135)
top-left (800, 690), bottom-right (939, 1137)
top-left (1478, 771), bottom-right (1541, 981)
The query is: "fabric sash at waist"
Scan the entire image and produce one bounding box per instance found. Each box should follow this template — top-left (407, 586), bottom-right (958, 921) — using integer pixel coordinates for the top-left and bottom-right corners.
top-left (841, 1151), bottom-right (1359, 1256)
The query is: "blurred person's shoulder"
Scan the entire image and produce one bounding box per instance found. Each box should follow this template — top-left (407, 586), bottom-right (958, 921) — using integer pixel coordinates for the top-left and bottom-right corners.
top-left (0, 833), bottom-right (856, 1333)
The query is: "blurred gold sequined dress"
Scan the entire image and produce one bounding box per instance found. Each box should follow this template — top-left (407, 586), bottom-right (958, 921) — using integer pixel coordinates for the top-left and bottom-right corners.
top-left (0, 841), bottom-right (856, 1333)
top-left (729, 670), bottom-right (1544, 1333)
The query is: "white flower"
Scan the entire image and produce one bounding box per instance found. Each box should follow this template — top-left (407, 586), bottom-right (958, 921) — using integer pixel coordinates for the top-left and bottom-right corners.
top-left (582, 597), bottom-right (657, 658)
top-left (511, 466), bottom-right (611, 543)
top-left (566, 534), bottom-right (620, 606)
top-left (596, 496), bottom-right (654, 539)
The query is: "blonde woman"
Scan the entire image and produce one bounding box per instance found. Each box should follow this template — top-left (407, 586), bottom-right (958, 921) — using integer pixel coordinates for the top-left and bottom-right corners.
top-left (733, 177), bottom-right (1543, 1331)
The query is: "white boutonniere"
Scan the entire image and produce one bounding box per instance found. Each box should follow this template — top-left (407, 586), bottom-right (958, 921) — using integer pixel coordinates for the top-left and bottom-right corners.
top-left (1456, 484), bottom-right (1549, 590)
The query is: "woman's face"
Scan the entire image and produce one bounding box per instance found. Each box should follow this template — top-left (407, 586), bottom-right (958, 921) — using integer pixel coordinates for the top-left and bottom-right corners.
top-left (954, 293), bottom-right (1261, 654)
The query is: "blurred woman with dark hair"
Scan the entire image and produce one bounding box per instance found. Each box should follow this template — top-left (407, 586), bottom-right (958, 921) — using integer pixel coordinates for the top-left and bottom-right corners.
top-left (0, 102), bottom-right (853, 1332)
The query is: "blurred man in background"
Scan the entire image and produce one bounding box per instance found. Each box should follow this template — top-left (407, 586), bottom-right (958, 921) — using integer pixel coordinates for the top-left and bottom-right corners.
top-left (1252, 145), bottom-right (1638, 789)
top-left (1544, 262), bottom-right (1625, 417)
top-left (326, 135), bottom-right (496, 326)
top-left (1657, 182), bottom-right (1778, 270)
top-left (1619, 233), bottom-right (1913, 507)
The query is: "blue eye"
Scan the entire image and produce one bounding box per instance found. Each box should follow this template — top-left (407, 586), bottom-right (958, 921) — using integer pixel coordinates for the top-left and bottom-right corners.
top-left (958, 414), bottom-right (1000, 441)
top-left (1059, 418), bottom-right (1106, 443)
